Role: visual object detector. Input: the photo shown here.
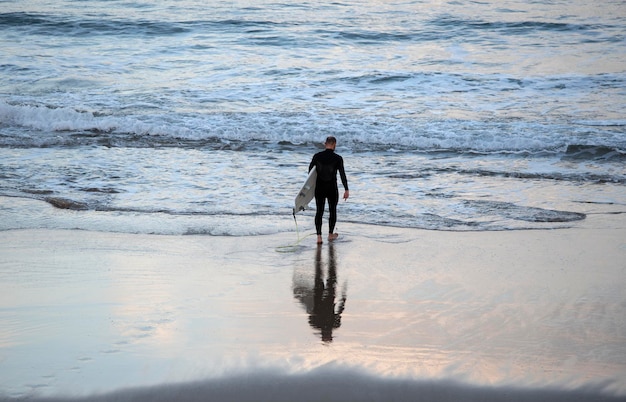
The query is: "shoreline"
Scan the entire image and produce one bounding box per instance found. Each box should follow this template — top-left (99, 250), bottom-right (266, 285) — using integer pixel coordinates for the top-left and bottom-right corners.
top-left (1, 215), bottom-right (625, 400)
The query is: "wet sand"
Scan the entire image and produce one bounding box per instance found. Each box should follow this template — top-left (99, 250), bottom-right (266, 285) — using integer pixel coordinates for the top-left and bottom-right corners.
top-left (1, 214), bottom-right (625, 401)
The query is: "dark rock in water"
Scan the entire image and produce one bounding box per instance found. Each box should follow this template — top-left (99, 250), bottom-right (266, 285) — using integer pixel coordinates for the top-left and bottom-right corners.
top-left (23, 189), bottom-right (54, 195)
top-left (564, 144), bottom-right (625, 161)
top-left (82, 187), bottom-right (120, 194)
top-left (45, 197), bottom-right (89, 210)
top-left (464, 200), bottom-right (586, 223)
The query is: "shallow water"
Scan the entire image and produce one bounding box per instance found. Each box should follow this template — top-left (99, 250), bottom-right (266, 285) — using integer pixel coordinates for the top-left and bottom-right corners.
top-left (1, 226), bottom-right (625, 399)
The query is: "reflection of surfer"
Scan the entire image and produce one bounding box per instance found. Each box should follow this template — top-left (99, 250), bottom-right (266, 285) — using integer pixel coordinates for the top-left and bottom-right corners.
top-left (293, 244), bottom-right (347, 343)
top-left (309, 136), bottom-right (349, 244)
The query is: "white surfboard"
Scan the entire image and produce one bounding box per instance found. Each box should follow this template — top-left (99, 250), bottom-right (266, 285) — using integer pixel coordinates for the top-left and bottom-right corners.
top-left (294, 166), bottom-right (316, 215)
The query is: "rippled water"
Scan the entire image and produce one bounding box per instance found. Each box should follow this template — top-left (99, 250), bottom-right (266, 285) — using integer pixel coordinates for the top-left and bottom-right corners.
top-left (1, 0), bottom-right (624, 234)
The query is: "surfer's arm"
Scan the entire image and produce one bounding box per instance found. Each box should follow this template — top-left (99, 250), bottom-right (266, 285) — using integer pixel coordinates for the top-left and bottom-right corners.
top-left (338, 158), bottom-right (348, 191)
top-left (338, 158), bottom-right (349, 200)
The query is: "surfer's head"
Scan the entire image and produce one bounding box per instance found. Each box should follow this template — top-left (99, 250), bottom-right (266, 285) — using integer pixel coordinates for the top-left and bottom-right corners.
top-left (325, 136), bottom-right (337, 150)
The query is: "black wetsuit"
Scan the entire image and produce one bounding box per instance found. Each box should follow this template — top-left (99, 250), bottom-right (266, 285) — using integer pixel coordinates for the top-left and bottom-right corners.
top-left (309, 149), bottom-right (349, 235)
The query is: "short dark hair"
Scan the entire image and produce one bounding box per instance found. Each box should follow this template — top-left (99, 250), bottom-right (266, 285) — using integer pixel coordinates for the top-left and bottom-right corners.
top-left (325, 136), bottom-right (337, 145)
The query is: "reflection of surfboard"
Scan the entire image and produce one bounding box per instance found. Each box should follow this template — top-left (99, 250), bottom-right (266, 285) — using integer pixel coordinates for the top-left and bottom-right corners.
top-left (294, 166), bottom-right (316, 215)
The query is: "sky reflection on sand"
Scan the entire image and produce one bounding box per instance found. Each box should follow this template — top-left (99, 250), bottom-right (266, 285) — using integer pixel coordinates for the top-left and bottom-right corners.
top-left (0, 223), bottom-right (625, 398)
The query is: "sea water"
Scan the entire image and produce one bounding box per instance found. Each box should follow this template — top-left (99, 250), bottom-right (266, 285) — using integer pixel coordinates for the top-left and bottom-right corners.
top-left (1, 0), bottom-right (625, 235)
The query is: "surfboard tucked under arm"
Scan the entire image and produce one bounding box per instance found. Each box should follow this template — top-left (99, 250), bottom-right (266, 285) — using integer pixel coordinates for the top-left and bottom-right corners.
top-left (293, 166), bottom-right (316, 216)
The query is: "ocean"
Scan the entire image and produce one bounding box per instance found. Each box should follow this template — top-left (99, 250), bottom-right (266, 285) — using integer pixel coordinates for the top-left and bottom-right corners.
top-left (1, 0), bottom-right (624, 235)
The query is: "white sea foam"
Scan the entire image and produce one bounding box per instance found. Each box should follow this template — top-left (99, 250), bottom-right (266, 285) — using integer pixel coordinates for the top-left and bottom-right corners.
top-left (2, 100), bottom-right (624, 155)
top-left (0, 101), bottom-right (124, 138)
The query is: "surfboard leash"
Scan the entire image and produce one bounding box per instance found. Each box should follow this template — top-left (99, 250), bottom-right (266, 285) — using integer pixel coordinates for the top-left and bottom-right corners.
top-left (275, 209), bottom-right (314, 253)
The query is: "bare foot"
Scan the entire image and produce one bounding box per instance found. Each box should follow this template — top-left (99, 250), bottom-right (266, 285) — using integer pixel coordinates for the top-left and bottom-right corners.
top-left (328, 233), bottom-right (339, 241)
top-left (317, 235), bottom-right (323, 244)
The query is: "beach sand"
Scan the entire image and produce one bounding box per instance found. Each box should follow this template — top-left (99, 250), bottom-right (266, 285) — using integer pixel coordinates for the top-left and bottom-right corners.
top-left (1, 214), bottom-right (625, 401)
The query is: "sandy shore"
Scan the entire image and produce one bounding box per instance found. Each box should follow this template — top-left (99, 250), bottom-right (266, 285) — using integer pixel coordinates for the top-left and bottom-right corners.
top-left (1, 214), bottom-right (625, 401)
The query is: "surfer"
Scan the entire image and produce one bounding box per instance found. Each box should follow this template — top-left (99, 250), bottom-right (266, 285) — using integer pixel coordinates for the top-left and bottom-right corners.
top-left (309, 136), bottom-right (349, 244)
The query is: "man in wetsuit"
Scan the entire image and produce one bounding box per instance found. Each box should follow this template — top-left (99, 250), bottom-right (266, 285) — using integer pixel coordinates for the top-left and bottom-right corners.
top-left (309, 136), bottom-right (349, 244)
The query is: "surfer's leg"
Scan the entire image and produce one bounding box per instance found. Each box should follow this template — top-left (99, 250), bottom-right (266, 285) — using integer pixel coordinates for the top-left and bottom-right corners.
top-left (314, 194), bottom-right (325, 237)
top-left (328, 187), bottom-right (339, 237)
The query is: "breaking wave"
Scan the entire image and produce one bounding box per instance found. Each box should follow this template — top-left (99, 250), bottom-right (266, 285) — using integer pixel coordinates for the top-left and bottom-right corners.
top-left (1, 101), bottom-right (624, 159)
